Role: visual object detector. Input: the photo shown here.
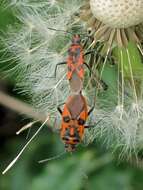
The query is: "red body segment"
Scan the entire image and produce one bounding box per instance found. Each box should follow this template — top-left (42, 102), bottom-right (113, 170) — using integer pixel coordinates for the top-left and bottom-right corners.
top-left (67, 35), bottom-right (84, 80)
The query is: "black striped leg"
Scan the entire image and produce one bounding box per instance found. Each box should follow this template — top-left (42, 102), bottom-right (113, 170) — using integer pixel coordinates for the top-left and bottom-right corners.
top-left (84, 118), bottom-right (104, 129)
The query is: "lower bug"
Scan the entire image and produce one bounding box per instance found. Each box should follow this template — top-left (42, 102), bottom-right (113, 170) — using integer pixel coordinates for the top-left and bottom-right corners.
top-left (57, 93), bottom-right (94, 152)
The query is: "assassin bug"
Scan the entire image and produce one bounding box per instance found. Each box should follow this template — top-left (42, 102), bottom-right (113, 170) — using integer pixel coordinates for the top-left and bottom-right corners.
top-left (57, 93), bottom-right (94, 152)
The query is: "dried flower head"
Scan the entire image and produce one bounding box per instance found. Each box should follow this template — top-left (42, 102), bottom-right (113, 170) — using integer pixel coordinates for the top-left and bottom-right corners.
top-left (80, 0), bottom-right (143, 47)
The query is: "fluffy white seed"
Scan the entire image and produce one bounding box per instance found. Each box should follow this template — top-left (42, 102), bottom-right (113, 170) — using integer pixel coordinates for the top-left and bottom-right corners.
top-left (90, 0), bottom-right (143, 28)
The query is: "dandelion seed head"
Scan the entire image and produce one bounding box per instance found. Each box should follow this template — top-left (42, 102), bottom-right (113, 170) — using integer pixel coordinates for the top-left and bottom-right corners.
top-left (90, 0), bottom-right (143, 28)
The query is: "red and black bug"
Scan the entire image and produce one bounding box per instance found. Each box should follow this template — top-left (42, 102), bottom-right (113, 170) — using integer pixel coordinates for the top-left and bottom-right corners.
top-left (53, 34), bottom-right (108, 92)
top-left (57, 93), bottom-right (94, 152)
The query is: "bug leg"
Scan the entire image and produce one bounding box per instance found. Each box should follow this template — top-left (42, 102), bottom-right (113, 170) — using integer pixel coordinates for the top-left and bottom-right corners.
top-left (84, 62), bottom-right (108, 91)
top-left (100, 80), bottom-right (108, 91)
top-left (48, 62), bottom-right (66, 78)
top-left (54, 62), bottom-right (66, 77)
top-left (57, 102), bottom-right (65, 115)
top-left (57, 106), bottom-right (62, 115)
top-left (84, 50), bottom-right (95, 56)
top-left (84, 62), bottom-right (92, 77)
top-left (84, 125), bottom-right (94, 128)
top-left (85, 116), bottom-right (107, 129)
top-left (88, 105), bottom-right (95, 116)
top-left (84, 50), bottom-right (113, 64)
top-left (109, 56), bottom-right (115, 65)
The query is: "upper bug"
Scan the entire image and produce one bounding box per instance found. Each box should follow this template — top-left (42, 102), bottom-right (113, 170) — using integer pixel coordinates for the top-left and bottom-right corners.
top-left (67, 34), bottom-right (84, 80)
top-left (52, 32), bottom-right (108, 93)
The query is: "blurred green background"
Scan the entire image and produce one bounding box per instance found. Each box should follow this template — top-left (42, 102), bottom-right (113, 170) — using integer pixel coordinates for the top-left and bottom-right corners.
top-left (0, 4), bottom-right (143, 190)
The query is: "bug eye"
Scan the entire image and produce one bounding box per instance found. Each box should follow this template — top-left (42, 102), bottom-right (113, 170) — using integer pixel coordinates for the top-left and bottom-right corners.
top-left (63, 116), bottom-right (70, 123)
top-left (78, 118), bottom-right (85, 125)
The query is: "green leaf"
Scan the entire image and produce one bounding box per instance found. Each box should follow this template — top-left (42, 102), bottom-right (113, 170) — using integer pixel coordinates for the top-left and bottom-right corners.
top-left (89, 167), bottom-right (131, 190)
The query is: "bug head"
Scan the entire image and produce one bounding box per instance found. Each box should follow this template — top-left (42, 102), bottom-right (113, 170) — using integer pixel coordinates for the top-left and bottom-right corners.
top-left (61, 125), bottom-right (81, 150)
top-left (72, 34), bottom-right (81, 45)
top-left (61, 116), bottom-right (86, 152)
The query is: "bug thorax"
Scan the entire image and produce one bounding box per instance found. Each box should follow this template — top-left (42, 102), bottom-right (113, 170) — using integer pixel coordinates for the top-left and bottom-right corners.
top-left (62, 119), bottom-right (82, 138)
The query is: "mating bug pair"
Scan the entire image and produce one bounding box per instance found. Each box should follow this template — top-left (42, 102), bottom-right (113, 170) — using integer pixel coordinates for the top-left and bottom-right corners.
top-left (49, 32), bottom-right (108, 152)
top-left (2, 29), bottom-right (105, 174)
top-left (55, 34), bottom-right (96, 152)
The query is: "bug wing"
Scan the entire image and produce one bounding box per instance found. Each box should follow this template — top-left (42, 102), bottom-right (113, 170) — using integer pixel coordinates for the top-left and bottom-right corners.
top-left (66, 94), bottom-right (87, 120)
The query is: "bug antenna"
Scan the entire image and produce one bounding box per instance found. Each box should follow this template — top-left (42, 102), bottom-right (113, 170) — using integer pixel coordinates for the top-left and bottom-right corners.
top-left (38, 151), bottom-right (66, 163)
top-left (46, 27), bottom-right (88, 37)
top-left (47, 27), bottom-right (73, 35)
top-left (2, 115), bottom-right (49, 175)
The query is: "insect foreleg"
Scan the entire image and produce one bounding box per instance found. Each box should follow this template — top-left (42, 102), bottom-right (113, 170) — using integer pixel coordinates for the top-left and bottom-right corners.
top-left (48, 62), bottom-right (66, 78)
top-left (54, 62), bottom-right (66, 78)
